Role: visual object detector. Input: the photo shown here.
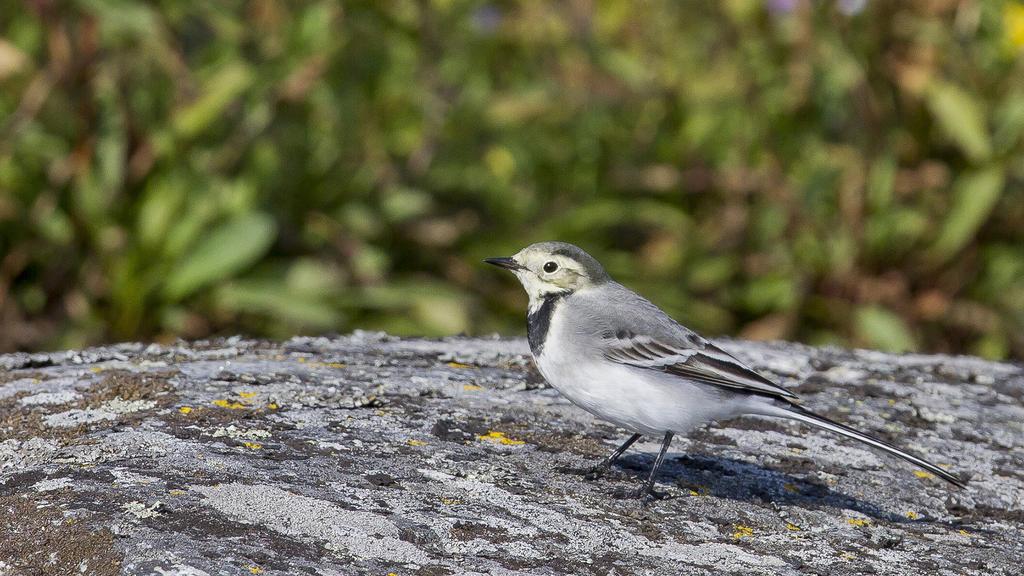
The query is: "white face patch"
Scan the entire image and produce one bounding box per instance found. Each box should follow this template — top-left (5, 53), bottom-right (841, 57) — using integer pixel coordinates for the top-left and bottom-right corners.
top-left (515, 271), bottom-right (562, 312)
top-left (511, 250), bottom-right (583, 310)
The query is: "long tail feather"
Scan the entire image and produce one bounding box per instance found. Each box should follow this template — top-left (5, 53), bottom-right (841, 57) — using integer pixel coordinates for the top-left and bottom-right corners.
top-left (773, 403), bottom-right (966, 488)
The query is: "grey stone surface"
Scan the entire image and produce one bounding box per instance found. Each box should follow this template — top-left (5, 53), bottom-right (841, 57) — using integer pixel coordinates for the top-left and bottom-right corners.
top-left (0, 332), bottom-right (1021, 575)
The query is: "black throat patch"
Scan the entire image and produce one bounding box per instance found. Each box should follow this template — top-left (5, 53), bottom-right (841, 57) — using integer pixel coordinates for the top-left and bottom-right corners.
top-left (527, 292), bottom-right (567, 356)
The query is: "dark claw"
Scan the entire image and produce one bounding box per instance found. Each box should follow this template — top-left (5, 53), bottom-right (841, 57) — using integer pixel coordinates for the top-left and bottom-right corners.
top-left (611, 486), bottom-right (640, 500)
top-left (556, 462), bottom-right (616, 481)
top-left (612, 485), bottom-right (669, 505)
top-left (554, 464), bottom-right (608, 480)
top-left (584, 464), bottom-right (609, 481)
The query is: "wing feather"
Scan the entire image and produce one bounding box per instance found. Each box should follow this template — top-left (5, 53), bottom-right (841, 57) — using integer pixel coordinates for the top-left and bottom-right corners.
top-left (574, 282), bottom-right (796, 400)
top-left (602, 331), bottom-right (797, 400)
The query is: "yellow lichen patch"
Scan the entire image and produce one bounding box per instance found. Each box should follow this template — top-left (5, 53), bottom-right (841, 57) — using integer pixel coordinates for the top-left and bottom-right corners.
top-left (297, 357), bottom-right (308, 363)
top-left (462, 384), bottom-right (482, 391)
top-left (846, 518), bottom-right (870, 527)
top-left (168, 489), bottom-right (186, 496)
top-left (447, 361), bottom-right (472, 369)
top-left (783, 483), bottom-right (800, 494)
top-left (906, 511), bottom-right (919, 520)
top-left (440, 497), bottom-right (460, 505)
top-left (247, 566), bottom-right (264, 575)
top-left (477, 431), bottom-right (525, 446)
top-left (958, 529), bottom-right (970, 536)
top-left (212, 399), bottom-right (247, 410)
top-left (324, 362), bottom-right (347, 369)
top-left (238, 391), bottom-right (257, 399)
top-left (732, 525), bottom-right (754, 539)
top-left (839, 552), bottom-right (856, 561)
top-left (887, 399), bottom-right (896, 406)
top-left (913, 470), bottom-right (934, 480)
top-left (178, 406), bottom-right (193, 415)
top-left (267, 403), bottom-right (279, 410)
top-left (387, 573), bottom-right (398, 576)
top-left (785, 523), bottom-right (801, 532)
top-left (406, 439), bottom-right (427, 447)
top-left (242, 442), bottom-right (262, 450)
top-left (685, 485), bottom-right (708, 497)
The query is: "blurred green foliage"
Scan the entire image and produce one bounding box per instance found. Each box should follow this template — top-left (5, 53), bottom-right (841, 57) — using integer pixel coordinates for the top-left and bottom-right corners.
top-left (1, 0), bottom-right (1023, 359)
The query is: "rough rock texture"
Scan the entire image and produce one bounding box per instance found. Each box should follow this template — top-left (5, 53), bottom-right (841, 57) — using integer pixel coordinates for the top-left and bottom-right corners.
top-left (0, 333), bottom-right (1021, 575)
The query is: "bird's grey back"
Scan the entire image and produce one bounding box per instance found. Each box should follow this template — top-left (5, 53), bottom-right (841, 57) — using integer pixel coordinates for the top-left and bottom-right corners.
top-left (564, 281), bottom-right (704, 349)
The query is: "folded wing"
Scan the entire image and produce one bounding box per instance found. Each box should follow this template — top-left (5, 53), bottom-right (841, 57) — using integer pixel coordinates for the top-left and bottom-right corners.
top-left (602, 330), bottom-right (797, 400)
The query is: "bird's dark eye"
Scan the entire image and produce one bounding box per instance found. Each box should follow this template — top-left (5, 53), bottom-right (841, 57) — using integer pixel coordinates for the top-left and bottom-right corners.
top-left (543, 261), bottom-right (558, 273)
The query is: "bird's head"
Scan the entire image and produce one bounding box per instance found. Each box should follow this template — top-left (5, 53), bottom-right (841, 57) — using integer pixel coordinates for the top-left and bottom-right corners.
top-left (485, 242), bottom-right (610, 306)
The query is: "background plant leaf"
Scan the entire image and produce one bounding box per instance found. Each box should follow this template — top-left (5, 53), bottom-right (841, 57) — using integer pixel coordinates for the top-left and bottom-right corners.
top-left (855, 307), bottom-right (918, 354)
top-left (1, 2), bottom-right (1022, 359)
top-left (163, 213), bottom-right (277, 301)
top-left (926, 82), bottom-right (992, 162)
top-left (925, 166), bottom-right (1006, 266)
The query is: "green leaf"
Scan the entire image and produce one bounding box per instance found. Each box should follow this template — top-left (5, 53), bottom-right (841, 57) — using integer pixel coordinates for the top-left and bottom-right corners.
top-left (865, 208), bottom-right (929, 260)
top-left (993, 90), bottom-right (1024, 153)
top-left (163, 213), bottom-right (277, 301)
top-left (78, 0), bottom-right (159, 40)
top-left (866, 155), bottom-right (896, 210)
top-left (214, 280), bottom-right (341, 329)
top-left (972, 333), bottom-right (1008, 361)
top-left (926, 82), bottom-right (991, 162)
top-left (925, 166), bottom-right (1005, 266)
top-left (136, 175), bottom-right (187, 250)
top-left (35, 207), bottom-right (74, 245)
top-left (172, 63), bottom-right (253, 139)
top-left (687, 256), bottom-right (738, 291)
top-left (412, 294), bottom-right (470, 335)
top-left (286, 258), bottom-right (344, 297)
top-left (738, 275), bottom-right (799, 314)
top-left (855, 306), bottom-right (918, 353)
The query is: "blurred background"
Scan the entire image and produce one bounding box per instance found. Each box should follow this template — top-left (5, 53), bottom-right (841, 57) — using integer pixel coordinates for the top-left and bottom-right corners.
top-left (1, 0), bottom-right (1022, 359)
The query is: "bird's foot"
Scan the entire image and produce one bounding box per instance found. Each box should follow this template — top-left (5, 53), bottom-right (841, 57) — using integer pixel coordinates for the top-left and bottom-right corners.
top-left (612, 484), bottom-right (668, 505)
top-left (584, 463), bottom-right (611, 481)
top-left (557, 459), bottom-right (615, 481)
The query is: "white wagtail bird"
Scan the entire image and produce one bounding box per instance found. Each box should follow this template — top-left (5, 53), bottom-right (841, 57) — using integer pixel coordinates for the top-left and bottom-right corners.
top-left (485, 241), bottom-right (965, 500)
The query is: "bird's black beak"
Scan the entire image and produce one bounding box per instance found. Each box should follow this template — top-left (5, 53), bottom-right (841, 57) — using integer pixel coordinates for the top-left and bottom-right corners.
top-left (484, 257), bottom-right (524, 271)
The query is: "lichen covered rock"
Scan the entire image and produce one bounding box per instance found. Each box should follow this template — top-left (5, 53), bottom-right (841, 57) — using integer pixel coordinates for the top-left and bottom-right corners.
top-left (0, 333), bottom-right (1021, 575)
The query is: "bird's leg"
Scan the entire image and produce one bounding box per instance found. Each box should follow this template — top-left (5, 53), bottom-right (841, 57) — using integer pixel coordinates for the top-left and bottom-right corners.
top-left (585, 433), bottom-right (642, 480)
top-left (616, 431), bottom-right (674, 503)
